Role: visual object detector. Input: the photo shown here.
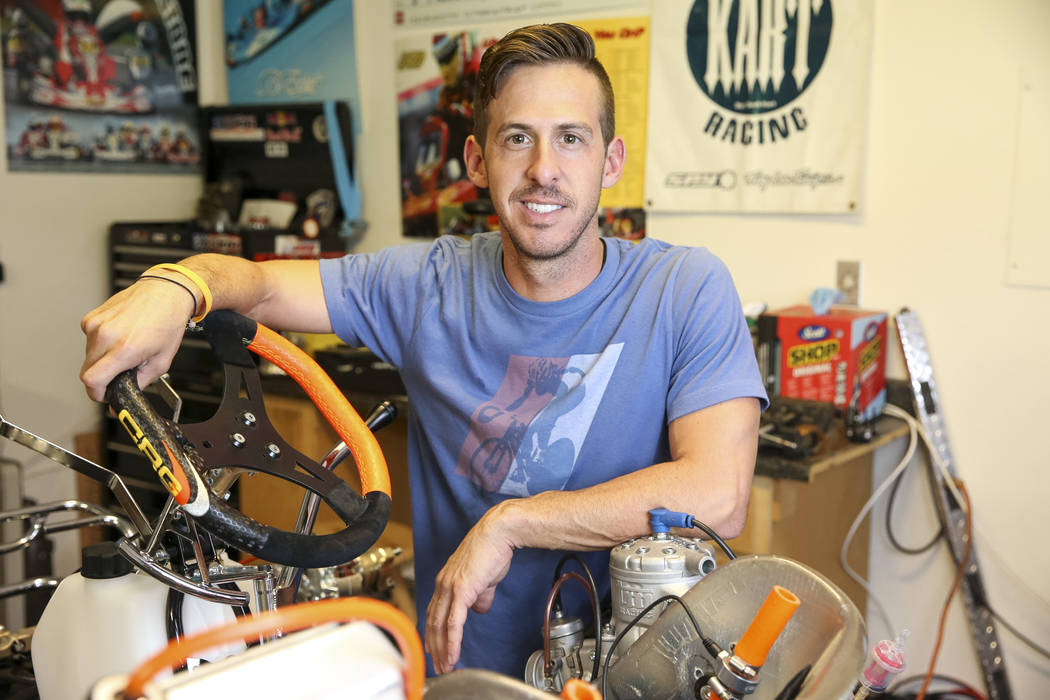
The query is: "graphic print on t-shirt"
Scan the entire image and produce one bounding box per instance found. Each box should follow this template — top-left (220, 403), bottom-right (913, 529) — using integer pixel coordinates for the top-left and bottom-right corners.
top-left (456, 344), bottom-right (623, 496)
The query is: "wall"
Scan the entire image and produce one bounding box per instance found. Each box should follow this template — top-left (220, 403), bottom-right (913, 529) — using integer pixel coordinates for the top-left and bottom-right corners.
top-left (1, 0), bottom-right (1046, 694)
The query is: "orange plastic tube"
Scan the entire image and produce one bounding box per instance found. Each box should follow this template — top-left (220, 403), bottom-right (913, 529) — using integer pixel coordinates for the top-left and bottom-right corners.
top-left (123, 597), bottom-right (423, 699)
top-left (733, 585), bottom-right (800, 667)
top-left (562, 678), bottom-right (602, 699)
top-left (249, 325), bottom-right (391, 497)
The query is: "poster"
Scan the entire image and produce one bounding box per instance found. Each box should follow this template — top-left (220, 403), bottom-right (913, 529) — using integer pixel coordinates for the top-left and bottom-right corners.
top-left (393, 0), bottom-right (647, 30)
top-left (645, 0), bottom-right (872, 213)
top-left (394, 8), bottom-right (649, 239)
top-left (1, 0), bottom-right (200, 174)
top-left (223, 0), bottom-right (360, 111)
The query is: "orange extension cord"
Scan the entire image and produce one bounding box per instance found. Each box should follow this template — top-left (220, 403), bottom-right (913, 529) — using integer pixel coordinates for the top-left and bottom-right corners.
top-left (123, 597), bottom-right (424, 699)
top-left (915, 479), bottom-right (973, 700)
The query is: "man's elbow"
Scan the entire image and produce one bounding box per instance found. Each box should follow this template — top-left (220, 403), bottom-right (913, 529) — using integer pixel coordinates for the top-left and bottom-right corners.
top-left (718, 501), bottom-right (748, 540)
top-left (711, 480), bottom-right (751, 540)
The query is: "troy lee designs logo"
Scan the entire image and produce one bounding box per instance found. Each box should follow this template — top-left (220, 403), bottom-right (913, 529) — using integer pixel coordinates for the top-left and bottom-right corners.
top-left (686, 0), bottom-right (833, 144)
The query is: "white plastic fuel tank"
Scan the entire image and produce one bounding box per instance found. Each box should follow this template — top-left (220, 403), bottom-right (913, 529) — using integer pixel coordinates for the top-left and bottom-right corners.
top-left (31, 541), bottom-right (244, 700)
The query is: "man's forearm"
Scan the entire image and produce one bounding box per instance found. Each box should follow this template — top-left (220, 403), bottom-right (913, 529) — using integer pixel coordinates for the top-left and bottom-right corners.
top-left (485, 397), bottom-right (760, 552)
top-left (165, 254), bottom-right (330, 332)
top-left (489, 455), bottom-right (751, 551)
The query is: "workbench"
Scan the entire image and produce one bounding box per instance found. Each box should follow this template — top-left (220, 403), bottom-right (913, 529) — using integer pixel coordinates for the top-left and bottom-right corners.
top-left (729, 415), bottom-right (911, 612)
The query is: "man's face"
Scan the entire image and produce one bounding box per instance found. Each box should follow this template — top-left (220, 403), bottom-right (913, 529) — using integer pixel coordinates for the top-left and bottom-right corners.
top-left (465, 63), bottom-right (623, 263)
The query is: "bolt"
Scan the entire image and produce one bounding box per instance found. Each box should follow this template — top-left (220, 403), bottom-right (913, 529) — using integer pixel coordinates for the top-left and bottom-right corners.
top-left (241, 412), bottom-right (257, 427)
top-left (230, 433), bottom-right (246, 448)
top-left (266, 443), bottom-right (281, 459)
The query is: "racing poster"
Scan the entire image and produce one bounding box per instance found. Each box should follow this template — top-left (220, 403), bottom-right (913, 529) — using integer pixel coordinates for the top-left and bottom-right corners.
top-left (394, 3), bottom-right (650, 240)
top-left (1, 0), bottom-right (200, 173)
top-left (223, 0), bottom-right (360, 110)
top-left (645, 0), bottom-right (872, 213)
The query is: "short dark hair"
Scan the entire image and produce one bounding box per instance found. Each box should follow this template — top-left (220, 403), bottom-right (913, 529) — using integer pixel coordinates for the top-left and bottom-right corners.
top-left (473, 23), bottom-right (615, 149)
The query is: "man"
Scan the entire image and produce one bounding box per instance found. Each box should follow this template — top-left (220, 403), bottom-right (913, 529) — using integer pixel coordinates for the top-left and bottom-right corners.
top-left (80, 23), bottom-right (766, 677)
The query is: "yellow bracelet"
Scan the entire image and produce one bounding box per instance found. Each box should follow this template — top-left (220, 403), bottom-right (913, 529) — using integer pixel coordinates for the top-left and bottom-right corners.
top-left (147, 263), bottom-right (213, 322)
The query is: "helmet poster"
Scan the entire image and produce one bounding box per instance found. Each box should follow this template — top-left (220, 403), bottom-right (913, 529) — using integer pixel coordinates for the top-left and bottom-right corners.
top-left (393, 1), bottom-right (651, 240)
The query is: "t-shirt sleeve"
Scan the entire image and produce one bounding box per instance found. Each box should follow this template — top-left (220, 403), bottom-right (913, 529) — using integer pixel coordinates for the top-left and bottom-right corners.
top-left (667, 251), bottom-right (769, 421)
top-left (319, 242), bottom-right (436, 368)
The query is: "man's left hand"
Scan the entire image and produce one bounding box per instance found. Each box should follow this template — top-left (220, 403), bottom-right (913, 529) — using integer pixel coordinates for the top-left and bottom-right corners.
top-left (425, 504), bottom-right (517, 674)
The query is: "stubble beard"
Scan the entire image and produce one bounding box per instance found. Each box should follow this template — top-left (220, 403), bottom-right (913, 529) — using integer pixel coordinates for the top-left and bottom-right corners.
top-left (497, 186), bottom-right (601, 265)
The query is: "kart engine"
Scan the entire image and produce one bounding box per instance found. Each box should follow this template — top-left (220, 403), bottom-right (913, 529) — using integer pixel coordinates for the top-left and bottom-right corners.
top-left (524, 527), bottom-right (717, 691)
top-left (510, 510), bottom-right (867, 700)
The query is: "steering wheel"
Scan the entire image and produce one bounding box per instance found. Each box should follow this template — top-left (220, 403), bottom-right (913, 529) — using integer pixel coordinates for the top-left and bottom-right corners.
top-left (105, 309), bottom-right (391, 569)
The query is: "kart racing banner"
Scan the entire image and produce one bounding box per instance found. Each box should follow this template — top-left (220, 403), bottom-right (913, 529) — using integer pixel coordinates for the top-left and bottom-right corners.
top-left (645, 0), bottom-right (872, 213)
top-left (223, 0), bottom-right (360, 111)
top-left (394, 3), bottom-right (650, 240)
top-left (1, 0), bottom-right (200, 174)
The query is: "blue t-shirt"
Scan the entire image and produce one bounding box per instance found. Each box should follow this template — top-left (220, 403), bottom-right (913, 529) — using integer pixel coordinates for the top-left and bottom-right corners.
top-left (319, 232), bottom-right (766, 677)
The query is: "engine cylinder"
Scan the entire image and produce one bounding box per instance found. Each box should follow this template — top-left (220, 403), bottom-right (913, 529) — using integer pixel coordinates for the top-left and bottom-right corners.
top-left (609, 533), bottom-right (716, 647)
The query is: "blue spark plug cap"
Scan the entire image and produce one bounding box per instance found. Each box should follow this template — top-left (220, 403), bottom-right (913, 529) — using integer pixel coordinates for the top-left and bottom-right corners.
top-left (649, 508), bottom-right (694, 533)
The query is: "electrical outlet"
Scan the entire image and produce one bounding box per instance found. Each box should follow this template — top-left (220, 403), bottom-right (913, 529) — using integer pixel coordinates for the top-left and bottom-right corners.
top-left (836, 260), bottom-right (862, 305)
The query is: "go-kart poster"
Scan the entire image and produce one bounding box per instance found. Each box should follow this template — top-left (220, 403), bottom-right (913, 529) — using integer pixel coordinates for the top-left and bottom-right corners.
top-left (1, 0), bottom-right (200, 174)
top-left (223, 0), bottom-right (360, 110)
top-left (395, 17), bottom-right (649, 240)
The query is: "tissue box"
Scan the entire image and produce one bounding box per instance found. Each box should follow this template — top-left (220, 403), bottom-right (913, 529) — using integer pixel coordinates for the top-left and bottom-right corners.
top-left (756, 306), bottom-right (887, 422)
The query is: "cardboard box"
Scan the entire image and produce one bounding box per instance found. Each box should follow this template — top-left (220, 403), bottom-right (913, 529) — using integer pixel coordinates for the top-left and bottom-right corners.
top-left (757, 306), bottom-right (887, 422)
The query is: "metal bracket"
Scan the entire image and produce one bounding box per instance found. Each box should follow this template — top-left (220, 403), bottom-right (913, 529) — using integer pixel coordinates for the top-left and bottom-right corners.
top-left (896, 309), bottom-right (1012, 700)
top-left (0, 413), bottom-right (152, 539)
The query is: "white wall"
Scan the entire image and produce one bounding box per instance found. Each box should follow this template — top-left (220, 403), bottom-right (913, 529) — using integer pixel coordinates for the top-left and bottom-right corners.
top-left (1, 0), bottom-right (1046, 694)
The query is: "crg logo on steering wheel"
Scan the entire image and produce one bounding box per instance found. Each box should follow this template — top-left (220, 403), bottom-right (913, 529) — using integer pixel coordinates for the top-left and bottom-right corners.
top-left (116, 409), bottom-right (184, 499)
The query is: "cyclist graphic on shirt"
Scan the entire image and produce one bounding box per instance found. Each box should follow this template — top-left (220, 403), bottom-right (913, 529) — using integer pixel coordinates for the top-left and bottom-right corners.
top-left (456, 345), bottom-right (623, 496)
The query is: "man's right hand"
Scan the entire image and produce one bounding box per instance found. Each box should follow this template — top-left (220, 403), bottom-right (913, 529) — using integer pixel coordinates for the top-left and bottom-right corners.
top-left (80, 275), bottom-right (197, 402)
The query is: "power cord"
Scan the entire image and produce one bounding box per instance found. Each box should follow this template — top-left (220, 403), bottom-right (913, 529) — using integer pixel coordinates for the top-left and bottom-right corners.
top-left (880, 407), bottom-right (1050, 666)
top-left (839, 403), bottom-right (919, 639)
top-left (914, 481), bottom-right (972, 700)
top-left (884, 447), bottom-right (943, 555)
